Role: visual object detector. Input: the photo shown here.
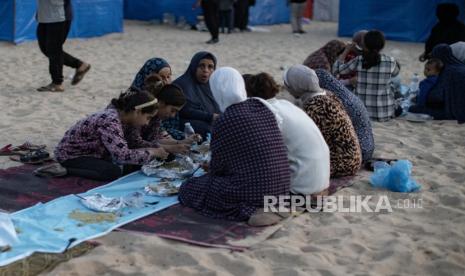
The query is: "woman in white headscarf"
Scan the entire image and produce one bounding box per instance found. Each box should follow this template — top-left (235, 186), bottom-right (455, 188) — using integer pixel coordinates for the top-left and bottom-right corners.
top-left (244, 72), bottom-right (330, 196)
top-left (284, 65), bottom-right (362, 177)
top-left (451, 41), bottom-right (465, 64)
top-left (179, 67), bottom-right (291, 223)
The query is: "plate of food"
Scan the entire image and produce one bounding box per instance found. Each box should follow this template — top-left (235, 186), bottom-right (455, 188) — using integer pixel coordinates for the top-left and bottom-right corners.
top-left (144, 181), bottom-right (179, 196)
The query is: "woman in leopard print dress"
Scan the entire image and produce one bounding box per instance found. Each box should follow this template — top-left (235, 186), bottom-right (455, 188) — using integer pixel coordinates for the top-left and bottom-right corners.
top-left (284, 65), bottom-right (362, 177)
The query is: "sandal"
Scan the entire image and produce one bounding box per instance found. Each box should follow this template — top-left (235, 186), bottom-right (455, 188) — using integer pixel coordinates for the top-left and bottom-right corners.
top-left (0, 142), bottom-right (46, 156)
top-left (34, 163), bottom-right (67, 177)
top-left (10, 149), bottom-right (52, 164)
top-left (37, 83), bottom-right (64, 92)
top-left (364, 158), bottom-right (398, 172)
top-left (71, 63), bottom-right (91, 85)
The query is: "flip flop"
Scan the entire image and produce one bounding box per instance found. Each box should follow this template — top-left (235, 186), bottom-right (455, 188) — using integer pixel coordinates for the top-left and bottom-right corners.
top-left (10, 149), bottom-right (52, 165)
top-left (71, 64), bottom-right (91, 85)
top-left (364, 158), bottom-right (398, 172)
top-left (37, 84), bottom-right (64, 92)
top-left (13, 142), bottom-right (46, 151)
top-left (0, 144), bottom-right (29, 156)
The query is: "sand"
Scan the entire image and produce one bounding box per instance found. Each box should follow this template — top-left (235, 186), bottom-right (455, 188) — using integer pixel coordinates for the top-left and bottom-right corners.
top-left (1, 21), bottom-right (465, 275)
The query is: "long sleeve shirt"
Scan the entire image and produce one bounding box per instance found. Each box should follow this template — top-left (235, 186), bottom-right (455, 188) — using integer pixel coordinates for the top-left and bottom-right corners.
top-left (55, 107), bottom-right (151, 165)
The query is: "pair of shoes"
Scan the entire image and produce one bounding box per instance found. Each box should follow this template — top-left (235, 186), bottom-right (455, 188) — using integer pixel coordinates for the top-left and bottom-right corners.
top-left (364, 158), bottom-right (398, 171)
top-left (10, 149), bottom-right (52, 164)
top-left (206, 38), bottom-right (219, 44)
top-left (71, 63), bottom-right (91, 85)
top-left (36, 83), bottom-right (64, 92)
top-left (0, 142), bottom-right (46, 156)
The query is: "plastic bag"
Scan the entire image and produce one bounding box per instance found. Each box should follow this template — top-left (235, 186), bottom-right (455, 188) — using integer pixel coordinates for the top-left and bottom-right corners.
top-left (370, 160), bottom-right (421, 192)
top-left (144, 181), bottom-right (179, 197)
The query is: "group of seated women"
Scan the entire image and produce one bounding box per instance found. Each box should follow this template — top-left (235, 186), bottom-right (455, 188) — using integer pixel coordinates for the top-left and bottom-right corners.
top-left (303, 26), bottom-right (464, 124)
top-left (54, 49), bottom-right (379, 226)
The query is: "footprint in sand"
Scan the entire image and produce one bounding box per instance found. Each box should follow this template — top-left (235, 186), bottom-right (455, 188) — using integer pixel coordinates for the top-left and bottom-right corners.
top-left (438, 194), bottom-right (462, 207)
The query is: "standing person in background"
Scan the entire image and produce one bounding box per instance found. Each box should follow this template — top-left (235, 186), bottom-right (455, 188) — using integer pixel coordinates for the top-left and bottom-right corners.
top-left (419, 3), bottom-right (465, 61)
top-left (219, 0), bottom-right (234, 34)
top-left (289, 0), bottom-right (307, 34)
top-left (36, 0), bottom-right (91, 92)
top-left (234, 0), bottom-right (254, 32)
top-left (195, 0), bottom-right (220, 44)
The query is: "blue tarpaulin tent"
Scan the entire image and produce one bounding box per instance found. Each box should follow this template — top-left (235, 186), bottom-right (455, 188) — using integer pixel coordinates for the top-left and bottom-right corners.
top-left (124, 0), bottom-right (290, 26)
top-left (0, 0), bottom-right (124, 44)
top-left (338, 0), bottom-right (465, 42)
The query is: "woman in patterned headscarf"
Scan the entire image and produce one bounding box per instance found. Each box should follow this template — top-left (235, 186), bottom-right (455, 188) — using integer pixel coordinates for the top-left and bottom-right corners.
top-left (179, 67), bottom-right (291, 222)
top-left (284, 65), bottom-right (362, 178)
top-left (303, 40), bottom-right (346, 72)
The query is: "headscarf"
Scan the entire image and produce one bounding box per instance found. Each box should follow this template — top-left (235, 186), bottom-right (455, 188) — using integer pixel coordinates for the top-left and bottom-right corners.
top-left (131, 58), bottom-right (170, 91)
top-left (352, 30), bottom-right (368, 49)
top-left (210, 67), bottom-right (247, 112)
top-left (451, 42), bottom-right (465, 63)
top-left (284, 65), bottom-right (325, 104)
top-left (303, 40), bottom-right (346, 71)
top-left (429, 44), bottom-right (465, 123)
top-left (173, 51), bottom-right (221, 114)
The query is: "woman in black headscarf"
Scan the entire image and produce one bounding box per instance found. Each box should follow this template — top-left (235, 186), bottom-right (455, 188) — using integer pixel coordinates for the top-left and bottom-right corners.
top-left (173, 51), bottom-right (221, 137)
top-left (420, 3), bottom-right (465, 61)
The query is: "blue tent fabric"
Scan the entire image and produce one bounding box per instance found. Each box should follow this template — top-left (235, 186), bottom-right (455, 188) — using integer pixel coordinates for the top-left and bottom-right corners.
top-left (124, 0), bottom-right (201, 25)
top-left (0, 0), bottom-right (123, 44)
top-left (338, 0), bottom-right (465, 42)
top-left (249, 0), bottom-right (290, 25)
top-left (124, 0), bottom-right (290, 26)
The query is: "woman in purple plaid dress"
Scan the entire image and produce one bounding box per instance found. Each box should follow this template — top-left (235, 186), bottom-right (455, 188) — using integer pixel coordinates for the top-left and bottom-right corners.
top-left (179, 67), bottom-right (291, 222)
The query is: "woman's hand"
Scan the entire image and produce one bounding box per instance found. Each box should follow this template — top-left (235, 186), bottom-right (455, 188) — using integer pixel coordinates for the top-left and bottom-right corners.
top-left (183, 134), bottom-right (202, 144)
top-left (148, 147), bottom-right (169, 160)
top-left (201, 161), bottom-right (209, 172)
top-left (163, 143), bottom-right (190, 155)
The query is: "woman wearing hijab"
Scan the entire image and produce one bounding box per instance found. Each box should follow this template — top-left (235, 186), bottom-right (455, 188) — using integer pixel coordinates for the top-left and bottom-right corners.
top-left (410, 44), bottom-right (465, 123)
top-left (179, 67), bottom-right (291, 223)
top-left (130, 58), bottom-right (189, 141)
top-left (315, 69), bottom-right (375, 163)
top-left (303, 40), bottom-right (346, 72)
top-left (284, 65), bottom-right (362, 178)
top-left (337, 30), bottom-right (368, 90)
top-left (174, 51), bottom-right (221, 138)
top-left (451, 41), bottom-right (465, 64)
top-left (420, 3), bottom-right (465, 61)
top-left (245, 72), bottom-right (330, 196)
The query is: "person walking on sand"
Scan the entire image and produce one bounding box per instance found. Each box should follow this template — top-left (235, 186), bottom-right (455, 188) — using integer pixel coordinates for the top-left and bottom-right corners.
top-left (194, 0), bottom-right (220, 44)
top-left (36, 0), bottom-right (91, 92)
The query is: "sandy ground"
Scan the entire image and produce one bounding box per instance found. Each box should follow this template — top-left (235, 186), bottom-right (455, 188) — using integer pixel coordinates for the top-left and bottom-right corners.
top-left (1, 21), bottom-right (465, 275)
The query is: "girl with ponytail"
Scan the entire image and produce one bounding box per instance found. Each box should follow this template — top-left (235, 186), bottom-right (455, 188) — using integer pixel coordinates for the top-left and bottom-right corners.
top-left (333, 30), bottom-right (401, 122)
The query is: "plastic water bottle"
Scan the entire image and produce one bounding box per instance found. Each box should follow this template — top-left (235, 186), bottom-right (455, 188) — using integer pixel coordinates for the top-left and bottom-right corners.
top-left (184, 122), bottom-right (195, 137)
top-left (409, 73), bottom-right (420, 97)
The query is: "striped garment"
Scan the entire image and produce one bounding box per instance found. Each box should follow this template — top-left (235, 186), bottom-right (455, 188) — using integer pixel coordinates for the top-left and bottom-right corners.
top-left (333, 54), bottom-right (400, 121)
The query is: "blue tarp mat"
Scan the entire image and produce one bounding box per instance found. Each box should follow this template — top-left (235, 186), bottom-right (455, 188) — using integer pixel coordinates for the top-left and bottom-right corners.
top-left (0, 0), bottom-right (123, 44)
top-left (124, 0), bottom-right (290, 26)
top-left (0, 170), bottom-right (190, 266)
top-left (338, 0), bottom-right (465, 42)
